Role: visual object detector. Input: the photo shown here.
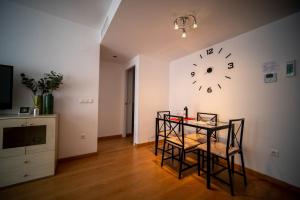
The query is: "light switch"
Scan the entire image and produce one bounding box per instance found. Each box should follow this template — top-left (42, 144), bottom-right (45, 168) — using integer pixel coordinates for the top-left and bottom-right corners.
top-left (79, 98), bottom-right (94, 103)
top-left (286, 60), bottom-right (296, 77)
top-left (264, 73), bottom-right (277, 83)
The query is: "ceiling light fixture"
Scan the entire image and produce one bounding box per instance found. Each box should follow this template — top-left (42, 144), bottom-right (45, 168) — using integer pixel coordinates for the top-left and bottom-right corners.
top-left (181, 28), bottom-right (187, 38)
top-left (173, 15), bottom-right (197, 38)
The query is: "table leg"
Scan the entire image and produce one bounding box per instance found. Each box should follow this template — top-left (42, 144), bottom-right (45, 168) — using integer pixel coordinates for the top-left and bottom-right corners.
top-left (206, 129), bottom-right (212, 189)
top-left (155, 118), bottom-right (159, 156)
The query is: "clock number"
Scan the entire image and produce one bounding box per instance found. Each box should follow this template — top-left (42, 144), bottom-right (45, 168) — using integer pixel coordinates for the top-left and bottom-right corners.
top-left (218, 84), bottom-right (222, 89)
top-left (199, 86), bottom-right (202, 91)
top-left (225, 76), bottom-right (231, 79)
top-left (200, 54), bottom-right (203, 59)
top-left (193, 63), bottom-right (197, 66)
top-left (218, 48), bottom-right (223, 54)
top-left (191, 72), bottom-right (195, 77)
top-left (207, 87), bottom-right (212, 93)
top-left (192, 81), bottom-right (197, 84)
top-left (225, 53), bottom-right (232, 59)
top-left (206, 48), bottom-right (213, 55)
top-left (228, 62), bottom-right (234, 69)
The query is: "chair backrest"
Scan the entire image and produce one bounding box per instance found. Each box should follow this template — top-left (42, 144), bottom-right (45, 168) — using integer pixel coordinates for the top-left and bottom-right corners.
top-left (197, 112), bottom-right (218, 125)
top-left (196, 112), bottom-right (218, 135)
top-left (157, 111), bottom-right (171, 132)
top-left (226, 118), bottom-right (245, 154)
top-left (164, 114), bottom-right (184, 147)
top-left (157, 111), bottom-right (170, 119)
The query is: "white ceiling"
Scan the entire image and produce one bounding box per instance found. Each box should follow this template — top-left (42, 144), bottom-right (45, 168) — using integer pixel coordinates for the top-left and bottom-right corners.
top-left (101, 0), bottom-right (300, 64)
top-left (9, 0), bottom-right (113, 30)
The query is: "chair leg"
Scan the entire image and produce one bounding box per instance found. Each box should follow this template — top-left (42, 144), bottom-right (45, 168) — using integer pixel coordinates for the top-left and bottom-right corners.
top-left (178, 148), bottom-right (184, 179)
top-left (212, 155), bottom-right (215, 172)
top-left (202, 151), bottom-right (205, 169)
top-left (240, 152), bottom-right (248, 186)
top-left (161, 140), bottom-right (166, 167)
top-left (227, 157), bottom-right (234, 196)
top-left (155, 134), bottom-right (159, 156)
top-left (231, 155), bottom-right (235, 174)
top-left (155, 119), bottom-right (159, 156)
top-left (197, 149), bottom-right (201, 176)
top-left (172, 145), bottom-right (174, 161)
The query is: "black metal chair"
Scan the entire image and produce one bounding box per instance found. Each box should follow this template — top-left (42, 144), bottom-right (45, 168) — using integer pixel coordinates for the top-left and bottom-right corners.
top-left (161, 114), bottom-right (200, 179)
top-left (197, 118), bottom-right (247, 195)
top-left (186, 112), bottom-right (218, 143)
top-left (155, 111), bottom-right (171, 155)
top-left (185, 112), bottom-right (218, 171)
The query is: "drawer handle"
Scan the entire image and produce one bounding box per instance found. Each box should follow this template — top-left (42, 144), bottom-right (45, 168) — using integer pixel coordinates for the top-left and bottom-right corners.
top-left (29, 123), bottom-right (34, 126)
top-left (23, 174), bottom-right (29, 177)
top-left (21, 124), bottom-right (27, 127)
top-left (24, 160), bottom-right (29, 164)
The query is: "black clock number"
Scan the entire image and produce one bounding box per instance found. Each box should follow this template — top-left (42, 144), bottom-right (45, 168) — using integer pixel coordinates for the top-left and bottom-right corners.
top-left (206, 48), bottom-right (213, 55)
top-left (218, 48), bottom-right (223, 54)
top-left (191, 72), bottom-right (195, 77)
top-left (225, 53), bottom-right (232, 59)
top-left (207, 87), bottom-right (212, 93)
top-left (228, 62), bottom-right (234, 69)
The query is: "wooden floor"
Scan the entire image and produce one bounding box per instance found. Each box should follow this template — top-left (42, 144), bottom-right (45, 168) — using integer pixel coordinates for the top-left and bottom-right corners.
top-left (1, 137), bottom-right (299, 200)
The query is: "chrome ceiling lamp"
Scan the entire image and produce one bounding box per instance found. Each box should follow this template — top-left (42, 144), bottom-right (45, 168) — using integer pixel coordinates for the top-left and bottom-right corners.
top-left (174, 15), bottom-right (197, 38)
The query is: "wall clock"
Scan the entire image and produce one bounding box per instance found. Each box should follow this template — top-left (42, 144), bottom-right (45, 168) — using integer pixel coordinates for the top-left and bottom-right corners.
top-left (190, 47), bottom-right (235, 93)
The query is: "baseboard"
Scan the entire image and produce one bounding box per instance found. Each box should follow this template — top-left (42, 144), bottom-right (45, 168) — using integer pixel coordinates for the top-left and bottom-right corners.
top-left (244, 166), bottom-right (300, 193)
top-left (98, 134), bottom-right (122, 140)
top-left (134, 141), bottom-right (155, 147)
top-left (58, 152), bottom-right (98, 163)
top-left (216, 159), bottom-right (300, 193)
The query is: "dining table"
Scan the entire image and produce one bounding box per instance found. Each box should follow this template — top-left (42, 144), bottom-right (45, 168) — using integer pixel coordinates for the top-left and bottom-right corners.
top-left (156, 116), bottom-right (230, 189)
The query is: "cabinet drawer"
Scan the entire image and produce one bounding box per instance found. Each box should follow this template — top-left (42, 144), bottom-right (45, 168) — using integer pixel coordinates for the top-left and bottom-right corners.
top-left (0, 163), bottom-right (54, 187)
top-left (0, 167), bottom-right (27, 187)
top-left (24, 163), bottom-right (55, 181)
top-left (0, 151), bottom-right (55, 187)
top-left (0, 147), bottom-right (25, 158)
top-left (0, 155), bottom-right (26, 173)
top-left (25, 150), bottom-right (55, 167)
top-left (0, 151), bottom-right (55, 173)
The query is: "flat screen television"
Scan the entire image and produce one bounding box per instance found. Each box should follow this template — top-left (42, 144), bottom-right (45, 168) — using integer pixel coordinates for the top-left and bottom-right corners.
top-left (0, 65), bottom-right (13, 110)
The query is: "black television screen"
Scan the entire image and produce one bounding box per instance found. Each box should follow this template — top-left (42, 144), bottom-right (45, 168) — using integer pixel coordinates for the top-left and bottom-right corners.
top-left (0, 65), bottom-right (13, 110)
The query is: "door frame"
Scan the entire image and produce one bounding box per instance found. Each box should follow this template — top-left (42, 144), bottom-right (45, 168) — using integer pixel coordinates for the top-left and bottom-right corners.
top-left (125, 66), bottom-right (135, 137)
top-left (122, 64), bottom-right (138, 145)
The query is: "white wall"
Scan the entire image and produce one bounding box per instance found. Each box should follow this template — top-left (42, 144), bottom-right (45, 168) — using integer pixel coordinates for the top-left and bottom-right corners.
top-left (137, 55), bottom-right (169, 144)
top-left (0, 1), bottom-right (100, 159)
top-left (169, 12), bottom-right (300, 187)
top-left (117, 54), bottom-right (169, 144)
top-left (99, 61), bottom-right (124, 137)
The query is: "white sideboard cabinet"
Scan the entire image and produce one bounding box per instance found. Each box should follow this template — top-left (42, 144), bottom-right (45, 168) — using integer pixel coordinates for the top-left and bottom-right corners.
top-left (0, 115), bottom-right (58, 187)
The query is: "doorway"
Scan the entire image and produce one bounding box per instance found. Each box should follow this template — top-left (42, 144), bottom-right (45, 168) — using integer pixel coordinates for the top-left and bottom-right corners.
top-left (125, 66), bottom-right (135, 142)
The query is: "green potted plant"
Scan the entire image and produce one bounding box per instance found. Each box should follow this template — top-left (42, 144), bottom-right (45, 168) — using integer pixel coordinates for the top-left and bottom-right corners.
top-left (42, 71), bottom-right (63, 114)
top-left (20, 73), bottom-right (43, 114)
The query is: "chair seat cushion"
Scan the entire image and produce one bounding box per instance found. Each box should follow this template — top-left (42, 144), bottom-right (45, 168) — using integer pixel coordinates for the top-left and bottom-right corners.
top-left (186, 133), bottom-right (216, 143)
top-left (197, 142), bottom-right (239, 158)
top-left (158, 130), bottom-right (173, 137)
top-left (166, 137), bottom-right (200, 149)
